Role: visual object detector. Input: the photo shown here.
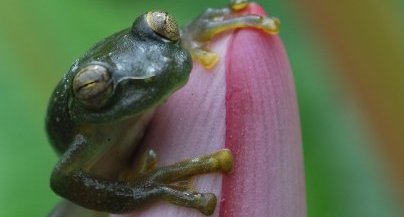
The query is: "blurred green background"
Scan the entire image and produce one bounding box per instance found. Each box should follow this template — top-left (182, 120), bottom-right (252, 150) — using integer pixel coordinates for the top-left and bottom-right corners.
top-left (0, 0), bottom-right (402, 216)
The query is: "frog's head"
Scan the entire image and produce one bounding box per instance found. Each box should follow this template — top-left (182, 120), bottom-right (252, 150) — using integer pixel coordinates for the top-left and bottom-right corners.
top-left (66, 11), bottom-right (192, 123)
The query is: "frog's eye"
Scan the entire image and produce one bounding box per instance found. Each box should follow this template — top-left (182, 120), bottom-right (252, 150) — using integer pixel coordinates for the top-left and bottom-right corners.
top-left (146, 11), bottom-right (180, 42)
top-left (72, 65), bottom-right (113, 110)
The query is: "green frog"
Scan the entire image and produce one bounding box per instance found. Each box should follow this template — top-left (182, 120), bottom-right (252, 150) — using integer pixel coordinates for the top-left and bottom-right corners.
top-left (46, 1), bottom-right (279, 216)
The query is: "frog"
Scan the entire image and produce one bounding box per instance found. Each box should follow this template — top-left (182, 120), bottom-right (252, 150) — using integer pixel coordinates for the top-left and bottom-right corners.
top-left (46, 1), bottom-right (279, 216)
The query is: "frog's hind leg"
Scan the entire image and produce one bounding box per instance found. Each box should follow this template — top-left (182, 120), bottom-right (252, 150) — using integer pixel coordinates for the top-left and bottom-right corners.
top-left (194, 15), bottom-right (280, 42)
top-left (181, 0), bottom-right (280, 69)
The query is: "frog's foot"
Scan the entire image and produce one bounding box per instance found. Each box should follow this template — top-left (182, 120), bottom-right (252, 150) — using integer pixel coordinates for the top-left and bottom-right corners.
top-left (181, 0), bottom-right (280, 69)
top-left (147, 149), bottom-right (233, 215)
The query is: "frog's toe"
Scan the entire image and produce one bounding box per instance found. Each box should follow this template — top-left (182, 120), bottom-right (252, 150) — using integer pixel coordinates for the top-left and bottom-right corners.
top-left (262, 16), bottom-right (281, 34)
top-left (230, 0), bottom-right (249, 11)
top-left (212, 148), bottom-right (234, 173)
top-left (191, 48), bottom-right (220, 70)
top-left (196, 192), bottom-right (217, 216)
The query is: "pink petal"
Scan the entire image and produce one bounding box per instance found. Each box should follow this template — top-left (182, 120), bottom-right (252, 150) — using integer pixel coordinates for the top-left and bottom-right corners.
top-left (220, 4), bottom-right (306, 217)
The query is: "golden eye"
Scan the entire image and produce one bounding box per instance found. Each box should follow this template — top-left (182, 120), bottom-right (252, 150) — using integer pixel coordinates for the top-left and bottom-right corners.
top-left (72, 65), bottom-right (113, 110)
top-left (146, 11), bottom-right (180, 42)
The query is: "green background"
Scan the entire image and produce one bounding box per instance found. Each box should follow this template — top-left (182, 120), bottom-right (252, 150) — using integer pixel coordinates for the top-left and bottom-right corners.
top-left (0, 0), bottom-right (400, 216)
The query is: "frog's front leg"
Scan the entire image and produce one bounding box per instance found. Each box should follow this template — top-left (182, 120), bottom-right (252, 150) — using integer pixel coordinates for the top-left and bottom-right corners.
top-left (181, 0), bottom-right (280, 69)
top-left (51, 136), bottom-right (233, 215)
top-left (50, 135), bottom-right (153, 214)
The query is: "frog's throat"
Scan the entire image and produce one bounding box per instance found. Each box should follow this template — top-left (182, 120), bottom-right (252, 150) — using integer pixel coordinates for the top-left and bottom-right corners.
top-left (78, 108), bottom-right (157, 178)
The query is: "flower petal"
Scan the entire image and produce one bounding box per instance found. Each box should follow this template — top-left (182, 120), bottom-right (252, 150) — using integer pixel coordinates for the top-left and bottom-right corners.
top-left (220, 4), bottom-right (306, 217)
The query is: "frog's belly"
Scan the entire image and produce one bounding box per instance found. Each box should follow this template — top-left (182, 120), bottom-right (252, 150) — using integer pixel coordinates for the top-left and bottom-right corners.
top-left (89, 108), bottom-right (156, 178)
